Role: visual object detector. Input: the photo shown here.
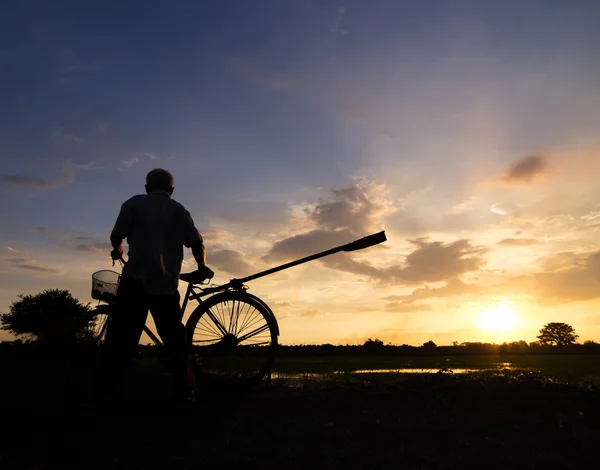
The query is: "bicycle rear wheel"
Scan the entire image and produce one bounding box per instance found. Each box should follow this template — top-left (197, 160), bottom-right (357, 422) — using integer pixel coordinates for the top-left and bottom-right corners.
top-left (185, 291), bottom-right (278, 388)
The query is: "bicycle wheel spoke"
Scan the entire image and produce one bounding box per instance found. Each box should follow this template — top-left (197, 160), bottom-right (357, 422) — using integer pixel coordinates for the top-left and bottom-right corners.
top-left (237, 305), bottom-right (260, 335)
top-left (237, 323), bottom-right (270, 343)
top-left (204, 308), bottom-right (228, 335)
top-left (196, 315), bottom-right (222, 339)
top-left (228, 299), bottom-right (237, 333)
top-left (238, 315), bottom-right (266, 337)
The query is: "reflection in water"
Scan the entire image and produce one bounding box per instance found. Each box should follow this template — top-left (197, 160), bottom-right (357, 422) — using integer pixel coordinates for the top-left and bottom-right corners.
top-left (352, 368), bottom-right (471, 374)
top-left (272, 362), bottom-right (522, 380)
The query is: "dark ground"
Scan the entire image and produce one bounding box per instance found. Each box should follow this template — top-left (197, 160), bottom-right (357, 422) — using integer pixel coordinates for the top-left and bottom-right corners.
top-left (1, 352), bottom-right (600, 470)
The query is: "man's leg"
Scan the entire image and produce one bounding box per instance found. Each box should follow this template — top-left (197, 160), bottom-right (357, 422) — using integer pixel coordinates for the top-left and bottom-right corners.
top-left (92, 277), bottom-right (148, 400)
top-left (148, 292), bottom-right (195, 399)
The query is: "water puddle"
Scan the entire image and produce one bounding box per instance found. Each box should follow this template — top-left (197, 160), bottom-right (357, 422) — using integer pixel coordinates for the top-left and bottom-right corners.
top-left (271, 363), bottom-right (520, 381)
top-left (351, 368), bottom-right (471, 374)
top-left (271, 368), bottom-right (470, 380)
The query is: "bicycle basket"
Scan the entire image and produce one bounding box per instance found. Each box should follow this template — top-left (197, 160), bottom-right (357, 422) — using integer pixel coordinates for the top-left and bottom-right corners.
top-left (91, 270), bottom-right (121, 302)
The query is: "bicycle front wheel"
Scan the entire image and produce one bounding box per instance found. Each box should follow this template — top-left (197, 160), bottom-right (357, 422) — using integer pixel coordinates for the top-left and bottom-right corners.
top-left (185, 291), bottom-right (278, 387)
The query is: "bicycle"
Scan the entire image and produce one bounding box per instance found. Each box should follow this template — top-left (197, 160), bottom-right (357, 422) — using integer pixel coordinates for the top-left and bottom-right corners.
top-left (90, 231), bottom-right (387, 388)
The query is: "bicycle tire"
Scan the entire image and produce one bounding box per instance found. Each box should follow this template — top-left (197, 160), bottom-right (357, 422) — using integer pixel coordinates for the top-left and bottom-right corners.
top-left (185, 291), bottom-right (278, 388)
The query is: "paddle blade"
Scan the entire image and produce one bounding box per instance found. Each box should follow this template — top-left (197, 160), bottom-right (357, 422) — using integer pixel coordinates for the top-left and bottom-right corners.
top-left (343, 231), bottom-right (387, 252)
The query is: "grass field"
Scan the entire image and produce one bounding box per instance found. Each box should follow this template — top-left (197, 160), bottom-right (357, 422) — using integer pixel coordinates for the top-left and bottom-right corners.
top-left (2, 350), bottom-right (600, 469)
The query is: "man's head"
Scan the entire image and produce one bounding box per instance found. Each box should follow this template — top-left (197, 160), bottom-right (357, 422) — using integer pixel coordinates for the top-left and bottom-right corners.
top-left (145, 168), bottom-right (174, 195)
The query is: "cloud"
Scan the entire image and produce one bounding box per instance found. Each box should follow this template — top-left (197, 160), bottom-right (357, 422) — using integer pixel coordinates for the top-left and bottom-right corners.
top-left (29, 226), bottom-right (66, 238)
top-left (300, 309), bottom-right (323, 318)
top-left (120, 156), bottom-right (139, 169)
top-left (51, 128), bottom-right (83, 143)
top-left (28, 226), bottom-right (111, 255)
top-left (265, 229), bottom-right (356, 263)
top-left (318, 238), bottom-right (487, 285)
top-left (264, 179), bottom-right (396, 263)
top-left (502, 155), bottom-right (548, 184)
top-left (74, 243), bottom-right (112, 253)
top-left (210, 199), bottom-right (290, 232)
top-left (209, 249), bottom-right (258, 277)
top-left (0, 162), bottom-right (97, 193)
top-left (330, 6), bottom-right (347, 34)
top-left (394, 239), bottom-right (486, 283)
top-left (227, 59), bottom-right (303, 91)
top-left (383, 278), bottom-right (479, 304)
top-left (263, 179), bottom-right (484, 285)
top-left (145, 153), bottom-right (157, 160)
top-left (536, 251), bottom-right (587, 273)
top-left (384, 302), bottom-right (432, 313)
top-left (309, 180), bottom-right (396, 235)
top-left (201, 229), bottom-right (236, 246)
top-left (0, 174), bottom-right (64, 191)
top-left (500, 251), bottom-right (600, 304)
top-left (498, 238), bottom-right (542, 247)
top-left (5, 257), bottom-right (61, 274)
top-left (490, 204), bottom-right (508, 216)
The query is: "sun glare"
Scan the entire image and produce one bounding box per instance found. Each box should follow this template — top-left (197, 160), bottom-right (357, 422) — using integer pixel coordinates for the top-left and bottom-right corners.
top-left (478, 301), bottom-right (519, 332)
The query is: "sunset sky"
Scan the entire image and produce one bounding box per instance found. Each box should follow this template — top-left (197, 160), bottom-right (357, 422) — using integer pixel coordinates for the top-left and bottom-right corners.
top-left (2, 0), bottom-right (600, 346)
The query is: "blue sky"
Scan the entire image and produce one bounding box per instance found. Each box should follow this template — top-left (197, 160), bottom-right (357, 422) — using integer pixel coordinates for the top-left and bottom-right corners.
top-left (2, 1), bottom-right (600, 345)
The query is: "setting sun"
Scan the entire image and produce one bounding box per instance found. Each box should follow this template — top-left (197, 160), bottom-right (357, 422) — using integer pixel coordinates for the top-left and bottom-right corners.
top-left (478, 301), bottom-right (520, 332)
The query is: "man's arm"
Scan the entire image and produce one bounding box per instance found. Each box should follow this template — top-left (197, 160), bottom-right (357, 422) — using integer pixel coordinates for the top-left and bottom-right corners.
top-left (191, 239), bottom-right (206, 268)
top-left (110, 200), bottom-right (133, 260)
top-left (183, 210), bottom-right (206, 268)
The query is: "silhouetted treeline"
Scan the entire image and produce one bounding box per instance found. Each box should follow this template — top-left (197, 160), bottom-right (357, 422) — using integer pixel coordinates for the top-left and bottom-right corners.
top-left (3, 338), bottom-right (600, 358)
top-left (272, 340), bottom-right (600, 357)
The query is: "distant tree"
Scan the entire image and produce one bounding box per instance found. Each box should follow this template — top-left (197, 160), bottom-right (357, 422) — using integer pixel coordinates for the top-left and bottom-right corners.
top-left (0, 289), bottom-right (95, 346)
top-left (363, 338), bottom-right (384, 348)
top-left (536, 322), bottom-right (578, 350)
top-left (452, 341), bottom-right (460, 347)
top-left (422, 340), bottom-right (437, 348)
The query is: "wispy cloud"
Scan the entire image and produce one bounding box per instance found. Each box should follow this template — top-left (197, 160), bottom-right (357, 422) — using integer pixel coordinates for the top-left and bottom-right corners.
top-left (501, 155), bottom-right (548, 184)
top-left (498, 238), bottom-right (542, 247)
top-left (51, 128), bottom-right (83, 143)
top-left (227, 59), bottom-right (304, 91)
top-left (120, 156), bottom-right (139, 169)
top-left (330, 6), bottom-right (347, 34)
top-left (74, 243), bottom-right (112, 253)
top-left (5, 257), bottom-right (62, 274)
top-left (384, 302), bottom-right (432, 313)
top-left (145, 152), bottom-right (157, 160)
top-left (384, 278), bottom-right (479, 305)
top-left (0, 161), bottom-right (98, 194)
top-left (28, 226), bottom-right (110, 255)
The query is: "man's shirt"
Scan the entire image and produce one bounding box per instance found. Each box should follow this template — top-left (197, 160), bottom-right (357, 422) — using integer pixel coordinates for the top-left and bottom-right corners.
top-left (111, 190), bottom-right (202, 295)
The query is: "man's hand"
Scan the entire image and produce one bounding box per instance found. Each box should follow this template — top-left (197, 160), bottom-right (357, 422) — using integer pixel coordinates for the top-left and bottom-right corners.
top-left (198, 265), bottom-right (214, 280)
top-left (110, 247), bottom-right (123, 261)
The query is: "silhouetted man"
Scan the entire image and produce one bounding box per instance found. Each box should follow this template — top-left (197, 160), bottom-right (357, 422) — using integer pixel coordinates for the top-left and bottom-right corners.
top-left (92, 168), bottom-right (211, 405)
